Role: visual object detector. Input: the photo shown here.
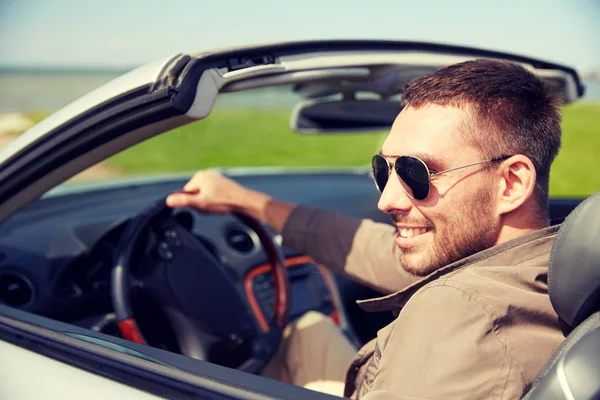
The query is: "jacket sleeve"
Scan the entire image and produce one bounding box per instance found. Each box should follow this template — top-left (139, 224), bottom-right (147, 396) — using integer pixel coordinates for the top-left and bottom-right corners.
top-left (281, 206), bottom-right (420, 294)
top-left (362, 283), bottom-right (523, 400)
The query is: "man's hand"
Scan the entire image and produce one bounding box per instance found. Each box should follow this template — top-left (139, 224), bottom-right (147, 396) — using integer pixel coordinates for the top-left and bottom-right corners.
top-left (165, 170), bottom-right (296, 233)
top-left (166, 170), bottom-right (251, 214)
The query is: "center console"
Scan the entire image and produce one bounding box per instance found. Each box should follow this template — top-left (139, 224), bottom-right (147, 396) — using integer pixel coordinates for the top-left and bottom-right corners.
top-left (244, 256), bottom-right (341, 332)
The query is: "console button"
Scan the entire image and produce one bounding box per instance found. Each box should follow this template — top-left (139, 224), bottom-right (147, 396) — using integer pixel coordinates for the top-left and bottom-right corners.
top-left (164, 229), bottom-right (181, 247)
top-left (157, 241), bottom-right (173, 261)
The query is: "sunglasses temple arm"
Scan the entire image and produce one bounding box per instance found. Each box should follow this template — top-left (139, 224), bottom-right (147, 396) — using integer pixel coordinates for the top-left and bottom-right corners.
top-left (429, 157), bottom-right (508, 177)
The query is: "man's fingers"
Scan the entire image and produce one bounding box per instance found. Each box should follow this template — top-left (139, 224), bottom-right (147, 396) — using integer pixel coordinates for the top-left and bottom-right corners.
top-left (183, 183), bottom-right (201, 193)
top-left (166, 192), bottom-right (195, 208)
top-left (174, 188), bottom-right (200, 195)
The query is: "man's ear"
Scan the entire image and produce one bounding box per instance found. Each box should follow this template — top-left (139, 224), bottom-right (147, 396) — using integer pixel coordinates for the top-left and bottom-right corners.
top-left (496, 155), bottom-right (537, 216)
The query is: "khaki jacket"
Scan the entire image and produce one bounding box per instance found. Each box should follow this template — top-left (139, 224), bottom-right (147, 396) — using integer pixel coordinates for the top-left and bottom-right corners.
top-left (282, 207), bottom-right (564, 399)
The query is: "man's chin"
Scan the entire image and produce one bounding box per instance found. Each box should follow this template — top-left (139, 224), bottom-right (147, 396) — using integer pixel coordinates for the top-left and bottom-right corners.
top-left (399, 251), bottom-right (440, 277)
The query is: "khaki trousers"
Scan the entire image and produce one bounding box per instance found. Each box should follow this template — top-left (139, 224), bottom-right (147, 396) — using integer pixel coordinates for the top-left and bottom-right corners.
top-left (261, 311), bottom-right (357, 397)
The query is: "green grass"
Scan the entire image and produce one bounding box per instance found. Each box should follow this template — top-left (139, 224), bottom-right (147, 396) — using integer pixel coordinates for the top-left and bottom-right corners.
top-left (105, 109), bottom-right (388, 172)
top-left (26, 102), bottom-right (600, 198)
top-left (549, 103), bottom-right (600, 197)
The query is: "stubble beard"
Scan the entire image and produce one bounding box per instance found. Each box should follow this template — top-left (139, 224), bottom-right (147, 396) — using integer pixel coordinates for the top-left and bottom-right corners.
top-left (398, 190), bottom-right (499, 277)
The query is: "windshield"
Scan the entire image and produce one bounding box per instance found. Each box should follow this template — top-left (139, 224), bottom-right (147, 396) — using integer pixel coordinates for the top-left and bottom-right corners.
top-left (65, 86), bottom-right (389, 181)
top-left (3, 81), bottom-right (600, 198)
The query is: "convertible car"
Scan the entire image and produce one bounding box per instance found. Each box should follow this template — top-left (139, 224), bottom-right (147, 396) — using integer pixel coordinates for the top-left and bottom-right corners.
top-left (0, 41), bottom-right (598, 399)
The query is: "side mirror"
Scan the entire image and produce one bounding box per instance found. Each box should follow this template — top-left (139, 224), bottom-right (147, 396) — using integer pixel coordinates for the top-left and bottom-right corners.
top-left (290, 99), bottom-right (402, 134)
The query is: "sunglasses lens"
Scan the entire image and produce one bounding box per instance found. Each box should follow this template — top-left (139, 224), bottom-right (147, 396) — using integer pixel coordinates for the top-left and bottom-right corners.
top-left (371, 154), bottom-right (389, 192)
top-left (396, 156), bottom-right (430, 200)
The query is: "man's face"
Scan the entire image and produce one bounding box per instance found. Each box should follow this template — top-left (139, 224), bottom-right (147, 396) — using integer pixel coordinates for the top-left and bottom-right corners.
top-left (379, 104), bottom-right (501, 276)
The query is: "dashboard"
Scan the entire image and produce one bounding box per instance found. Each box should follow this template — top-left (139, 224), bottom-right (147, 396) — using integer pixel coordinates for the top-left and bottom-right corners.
top-left (0, 171), bottom-right (384, 340)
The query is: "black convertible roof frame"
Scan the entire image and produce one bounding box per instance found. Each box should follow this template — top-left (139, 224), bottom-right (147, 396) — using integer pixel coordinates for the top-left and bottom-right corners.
top-left (188, 39), bottom-right (585, 95)
top-left (169, 39), bottom-right (585, 115)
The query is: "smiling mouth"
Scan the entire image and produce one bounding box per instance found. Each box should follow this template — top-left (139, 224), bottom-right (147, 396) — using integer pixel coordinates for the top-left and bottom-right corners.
top-left (398, 227), bottom-right (429, 238)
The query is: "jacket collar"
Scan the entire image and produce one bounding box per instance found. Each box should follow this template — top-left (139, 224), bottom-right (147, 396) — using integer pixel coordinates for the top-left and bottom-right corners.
top-left (357, 225), bottom-right (560, 313)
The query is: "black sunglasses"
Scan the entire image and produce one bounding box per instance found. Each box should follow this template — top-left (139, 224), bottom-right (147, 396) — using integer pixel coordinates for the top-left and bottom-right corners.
top-left (371, 154), bottom-right (511, 200)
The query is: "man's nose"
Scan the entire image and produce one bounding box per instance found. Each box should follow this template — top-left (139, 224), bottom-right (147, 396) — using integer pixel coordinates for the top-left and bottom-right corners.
top-left (377, 172), bottom-right (413, 214)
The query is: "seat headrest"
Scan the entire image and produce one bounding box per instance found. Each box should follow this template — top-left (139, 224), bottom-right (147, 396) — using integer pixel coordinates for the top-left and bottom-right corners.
top-left (550, 190), bottom-right (600, 329)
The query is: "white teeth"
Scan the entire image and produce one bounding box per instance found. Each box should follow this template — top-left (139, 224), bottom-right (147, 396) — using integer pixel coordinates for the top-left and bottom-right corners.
top-left (400, 228), bottom-right (428, 238)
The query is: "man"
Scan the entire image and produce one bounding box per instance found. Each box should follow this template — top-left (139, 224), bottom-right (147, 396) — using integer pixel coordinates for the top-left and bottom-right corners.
top-left (166, 59), bottom-right (565, 399)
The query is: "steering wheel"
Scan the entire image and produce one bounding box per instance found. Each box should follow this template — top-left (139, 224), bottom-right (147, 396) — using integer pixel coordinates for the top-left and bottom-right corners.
top-left (110, 197), bottom-right (290, 374)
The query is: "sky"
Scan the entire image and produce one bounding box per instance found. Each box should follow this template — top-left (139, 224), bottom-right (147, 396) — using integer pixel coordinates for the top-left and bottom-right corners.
top-left (0, 0), bottom-right (599, 73)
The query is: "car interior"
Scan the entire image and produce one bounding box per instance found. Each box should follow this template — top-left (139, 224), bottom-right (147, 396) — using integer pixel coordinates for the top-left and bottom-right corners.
top-left (0, 165), bottom-right (590, 391)
top-left (0, 42), bottom-right (597, 398)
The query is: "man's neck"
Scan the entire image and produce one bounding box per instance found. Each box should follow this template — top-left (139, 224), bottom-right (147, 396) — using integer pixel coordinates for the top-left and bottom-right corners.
top-left (496, 213), bottom-right (549, 245)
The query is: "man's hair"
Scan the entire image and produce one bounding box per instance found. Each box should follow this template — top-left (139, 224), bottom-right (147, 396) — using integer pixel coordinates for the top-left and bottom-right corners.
top-left (401, 59), bottom-right (563, 217)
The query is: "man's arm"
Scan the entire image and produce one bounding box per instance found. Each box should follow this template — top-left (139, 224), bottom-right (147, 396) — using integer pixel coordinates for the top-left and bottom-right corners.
top-left (281, 205), bottom-right (419, 294)
top-left (362, 283), bottom-right (523, 400)
top-left (166, 170), bottom-right (418, 294)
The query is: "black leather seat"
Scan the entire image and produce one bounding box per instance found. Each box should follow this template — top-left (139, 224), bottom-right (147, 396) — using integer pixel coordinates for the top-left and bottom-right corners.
top-left (524, 191), bottom-right (600, 400)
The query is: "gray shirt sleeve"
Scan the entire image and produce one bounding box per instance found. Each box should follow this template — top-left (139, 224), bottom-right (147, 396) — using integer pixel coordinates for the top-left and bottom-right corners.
top-left (281, 206), bottom-right (419, 294)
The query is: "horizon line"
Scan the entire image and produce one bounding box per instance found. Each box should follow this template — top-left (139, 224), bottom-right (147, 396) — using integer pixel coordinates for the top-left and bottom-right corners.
top-left (0, 64), bottom-right (139, 73)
